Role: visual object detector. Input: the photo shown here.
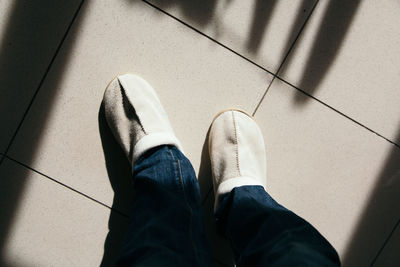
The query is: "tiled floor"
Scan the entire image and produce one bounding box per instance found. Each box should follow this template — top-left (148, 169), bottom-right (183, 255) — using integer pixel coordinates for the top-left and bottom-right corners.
top-left (1, 0), bottom-right (399, 266)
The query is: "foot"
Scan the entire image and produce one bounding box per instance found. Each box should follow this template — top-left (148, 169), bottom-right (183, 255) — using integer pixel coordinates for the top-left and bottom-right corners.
top-left (209, 109), bottom-right (267, 208)
top-left (103, 74), bottom-right (183, 167)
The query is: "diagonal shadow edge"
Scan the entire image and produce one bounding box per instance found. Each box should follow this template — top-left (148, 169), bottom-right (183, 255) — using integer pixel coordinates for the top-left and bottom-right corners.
top-left (342, 129), bottom-right (400, 266)
top-left (0, 0), bottom-right (88, 263)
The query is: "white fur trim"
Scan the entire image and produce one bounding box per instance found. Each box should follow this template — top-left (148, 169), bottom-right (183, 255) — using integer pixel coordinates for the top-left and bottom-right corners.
top-left (132, 132), bottom-right (183, 166)
top-left (214, 176), bottom-right (264, 211)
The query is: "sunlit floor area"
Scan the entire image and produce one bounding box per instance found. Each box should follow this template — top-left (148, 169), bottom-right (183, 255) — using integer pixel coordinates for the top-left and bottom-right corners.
top-left (0, 0), bottom-right (399, 266)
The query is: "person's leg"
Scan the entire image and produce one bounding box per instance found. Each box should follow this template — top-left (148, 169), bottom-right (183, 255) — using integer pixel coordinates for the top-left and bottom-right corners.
top-left (103, 74), bottom-right (211, 266)
top-left (209, 109), bottom-right (340, 267)
top-left (215, 186), bottom-right (340, 266)
top-left (117, 145), bottom-right (211, 266)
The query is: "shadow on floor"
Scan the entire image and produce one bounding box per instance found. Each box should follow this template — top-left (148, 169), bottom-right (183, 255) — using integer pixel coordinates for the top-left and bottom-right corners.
top-left (342, 130), bottom-right (400, 266)
top-left (1, 0), bottom-right (397, 266)
top-left (98, 104), bottom-right (132, 267)
top-left (246, 0), bottom-right (277, 53)
top-left (197, 127), bottom-right (235, 267)
top-left (145, 0), bottom-right (362, 106)
top-left (197, 127), bottom-right (213, 201)
top-left (97, 112), bottom-right (236, 266)
top-left (143, 0), bottom-right (217, 27)
top-left (281, 0), bottom-right (362, 105)
top-left (0, 0), bottom-right (87, 264)
top-left (123, 1), bottom-right (398, 265)
top-left (149, 0), bottom-right (275, 55)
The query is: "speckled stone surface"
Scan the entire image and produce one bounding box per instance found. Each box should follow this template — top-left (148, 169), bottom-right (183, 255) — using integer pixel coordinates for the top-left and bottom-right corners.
top-left (255, 79), bottom-right (400, 266)
top-left (0, 0), bottom-right (82, 152)
top-left (148, 0), bottom-right (318, 73)
top-left (279, 0), bottom-right (400, 143)
top-left (1, 0), bottom-right (399, 266)
top-left (0, 158), bottom-right (122, 266)
top-left (7, 0), bottom-right (272, 209)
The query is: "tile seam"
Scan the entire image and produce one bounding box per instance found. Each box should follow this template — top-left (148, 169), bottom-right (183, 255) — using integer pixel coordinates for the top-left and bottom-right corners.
top-left (142, 0), bottom-right (400, 148)
top-left (251, 76), bottom-right (276, 117)
top-left (4, 155), bottom-right (231, 267)
top-left (275, 76), bottom-right (400, 149)
top-left (370, 217), bottom-right (400, 266)
top-left (141, 0), bottom-right (274, 76)
top-left (3, 155), bottom-right (129, 218)
top-left (142, 4), bottom-right (399, 265)
top-left (252, 0), bottom-right (320, 116)
top-left (2, 0), bottom-right (86, 160)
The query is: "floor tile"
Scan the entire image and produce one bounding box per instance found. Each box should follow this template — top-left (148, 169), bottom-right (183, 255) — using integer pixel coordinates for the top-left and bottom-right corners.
top-left (278, 0), bottom-right (400, 143)
top-left (0, 158), bottom-right (127, 266)
top-left (0, 0), bottom-right (82, 152)
top-left (147, 0), bottom-right (317, 73)
top-left (7, 0), bottom-right (272, 210)
top-left (372, 221), bottom-right (400, 267)
top-left (254, 79), bottom-right (400, 266)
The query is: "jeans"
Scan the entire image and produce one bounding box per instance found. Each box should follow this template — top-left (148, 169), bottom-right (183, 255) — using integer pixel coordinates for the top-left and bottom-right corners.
top-left (117, 145), bottom-right (340, 266)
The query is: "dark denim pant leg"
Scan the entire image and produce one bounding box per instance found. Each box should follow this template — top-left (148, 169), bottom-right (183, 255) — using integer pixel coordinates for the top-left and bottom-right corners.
top-left (117, 146), bottom-right (211, 267)
top-left (215, 185), bottom-right (341, 267)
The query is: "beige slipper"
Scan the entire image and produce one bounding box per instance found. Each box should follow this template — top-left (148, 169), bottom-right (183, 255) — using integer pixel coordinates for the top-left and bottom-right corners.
top-left (209, 109), bottom-right (267, 209)
top-left (103, 74), bottom-right (183, 168)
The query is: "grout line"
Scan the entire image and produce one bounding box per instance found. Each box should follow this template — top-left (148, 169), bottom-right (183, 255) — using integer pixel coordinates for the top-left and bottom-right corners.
top-left (370, 217), bottom-right (400, 266)
top-left (6, 154), bottom-right (229, 267)
top-left (144, 0), bottom-right (400, 148)
top-left (276, 76), bottom-right (400, 149)
top-left (252, 0), bottom-right (320, 116)
top-left (141, 0), bottom-right (274, 77)
top-left (5, 154), bottom-right (230, 267)
top-left (251, 78), bottom-right (275, 117)
top-left (275, 0), bottom-right (320, 78)
top-left (4, 155), bottom-right (129, 218)
top-left (5, 154), bottom-right (228, 266)
top-left (1, 0), bottom-right (86, 162)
